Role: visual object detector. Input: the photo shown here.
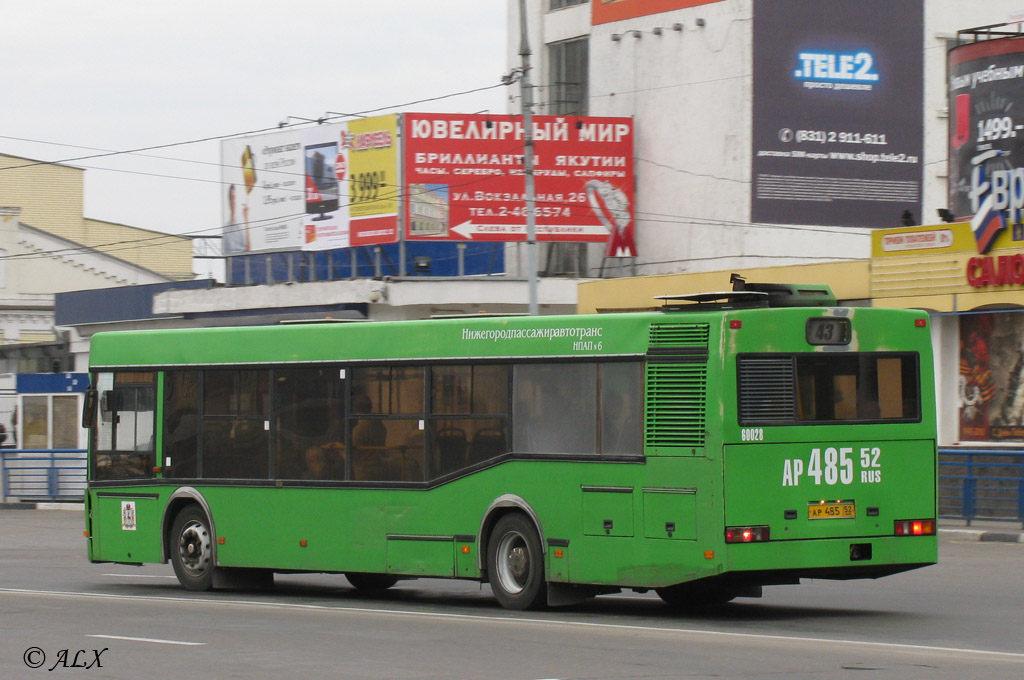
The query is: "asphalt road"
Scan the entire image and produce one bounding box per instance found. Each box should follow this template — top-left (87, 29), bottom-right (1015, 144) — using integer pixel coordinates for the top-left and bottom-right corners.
top-left (1, 509), bottom-right (1022, 679)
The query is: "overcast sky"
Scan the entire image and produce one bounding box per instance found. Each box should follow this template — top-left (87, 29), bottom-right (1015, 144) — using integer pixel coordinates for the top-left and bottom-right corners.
top-left (0, 1), bottom-right (510, 240)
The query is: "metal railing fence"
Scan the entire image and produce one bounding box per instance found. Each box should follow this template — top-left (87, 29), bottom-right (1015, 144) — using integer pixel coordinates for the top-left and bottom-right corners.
top-left (1, 446), bottom-right (1021, 525)
top-left (938, 448), bottom-right (1024, 527)
top-left (0, 449), bottom-right (87, 502)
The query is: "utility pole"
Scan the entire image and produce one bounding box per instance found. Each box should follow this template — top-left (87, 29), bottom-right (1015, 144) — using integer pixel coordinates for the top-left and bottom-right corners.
top-left (518, 0), bottom-right (539, 316)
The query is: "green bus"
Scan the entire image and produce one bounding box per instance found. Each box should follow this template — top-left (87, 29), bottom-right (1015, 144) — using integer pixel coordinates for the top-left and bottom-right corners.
top-left (83, 283), bottom-right (937, 609)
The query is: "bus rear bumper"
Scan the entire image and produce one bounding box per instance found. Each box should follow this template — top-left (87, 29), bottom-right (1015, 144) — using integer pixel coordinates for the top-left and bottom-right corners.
top-left (725, 535), bottom-right (937, 582)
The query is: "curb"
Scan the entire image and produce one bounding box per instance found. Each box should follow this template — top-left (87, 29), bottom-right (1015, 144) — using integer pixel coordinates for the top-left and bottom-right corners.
top-left (0, 502), bottom-right (82, 511)
top-left (938, 528), bottom-right (1024, 543)
top-left (0, 502), bottom-right (37, 510)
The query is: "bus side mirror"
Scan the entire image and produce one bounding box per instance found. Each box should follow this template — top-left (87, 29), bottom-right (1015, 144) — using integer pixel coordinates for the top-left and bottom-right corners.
top-left (82, 388), bottom-right (98, 429)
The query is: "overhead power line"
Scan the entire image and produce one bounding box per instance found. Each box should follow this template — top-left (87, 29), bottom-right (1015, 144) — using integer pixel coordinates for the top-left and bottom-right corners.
top-left (0, 81), bottom-right (509, 174)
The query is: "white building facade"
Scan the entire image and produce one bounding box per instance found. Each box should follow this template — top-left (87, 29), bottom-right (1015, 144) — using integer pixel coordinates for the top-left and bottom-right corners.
top-left (506, 0), bottom-right (1024, 276)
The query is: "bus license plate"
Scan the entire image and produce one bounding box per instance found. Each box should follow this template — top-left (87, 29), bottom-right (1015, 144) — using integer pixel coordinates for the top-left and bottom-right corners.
top-left (808, 501), bottom-right (855, 519)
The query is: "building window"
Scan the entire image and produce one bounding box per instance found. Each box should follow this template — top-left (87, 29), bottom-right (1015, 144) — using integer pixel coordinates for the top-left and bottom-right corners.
top-left (550, 0), bottom-right (587, 10)
top-left (545, 36), bottom-right (590, 274)
top-left (547, 37), bottom-right (588, 115)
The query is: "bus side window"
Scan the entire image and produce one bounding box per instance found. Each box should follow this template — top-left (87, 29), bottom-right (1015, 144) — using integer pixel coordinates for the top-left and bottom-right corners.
top-left (511, 361), bottom-right (642, 457)
top-left (92, 372), bottom-right (156, 481)
top-left (163, 371), bottom-right (200, 478)
top-left (351, 367), bottom-right (425, 482)
top-left (513, 363), bottom-right (597, 455)
top-left (274, 368), bottom-right (346, 481)
top-left (429, 364), bottom-right (510, 478)
top-left (200, 369), bottom-right (270, 480)
top-left (600, 362), bottom-right (643, 455)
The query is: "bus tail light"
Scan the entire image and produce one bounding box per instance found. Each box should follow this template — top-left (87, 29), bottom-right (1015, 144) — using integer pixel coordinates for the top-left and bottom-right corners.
top-left (725, 525), bottom-right (770, 543)
top-left (894, 519), bottom-right (935, 536)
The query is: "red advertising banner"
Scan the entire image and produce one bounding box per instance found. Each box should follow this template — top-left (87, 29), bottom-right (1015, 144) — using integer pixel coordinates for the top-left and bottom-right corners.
top-left (959, 312), bottom-right (1024, 443)
top-left (592, 0), bottom-right (724, 26)
top-left (403, 113), bottom-right (636, 256)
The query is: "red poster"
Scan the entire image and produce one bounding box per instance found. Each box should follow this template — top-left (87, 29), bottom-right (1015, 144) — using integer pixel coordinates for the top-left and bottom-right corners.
top-left (592, 0), bottom-right (724, 26)
top-left (403, 113), bottom-right (636, 256)
top-left (959, 312), bottom-right (1024, 442)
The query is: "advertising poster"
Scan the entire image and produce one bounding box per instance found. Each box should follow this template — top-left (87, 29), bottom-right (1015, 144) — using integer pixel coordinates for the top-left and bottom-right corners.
top-left (403, 113), bottom-right (636, 257)
top-left (751, 0), bottom-right (924, 228)
top-left (959, 312), bottom-right (1024, 442)
top-left (344, 114), bottom-right (400, 248)
top-left (221, 115), bottom-right (398, 254)
top-left (591, 0), bottom-right (724, 25)
top-left (949, 39), bottom-right (1024, 253)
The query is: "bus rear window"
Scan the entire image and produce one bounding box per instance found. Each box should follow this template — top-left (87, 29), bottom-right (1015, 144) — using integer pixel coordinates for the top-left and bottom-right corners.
top-left (738, 353), bottom-right (920, 425)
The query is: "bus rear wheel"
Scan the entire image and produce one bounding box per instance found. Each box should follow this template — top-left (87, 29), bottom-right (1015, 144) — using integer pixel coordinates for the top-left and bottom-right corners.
top-left (487, 513), bottom-right (546, 610)
top-left (345, 572), bottom-right (399, 592)
top-left (170, 506), bottom-right (215, 591)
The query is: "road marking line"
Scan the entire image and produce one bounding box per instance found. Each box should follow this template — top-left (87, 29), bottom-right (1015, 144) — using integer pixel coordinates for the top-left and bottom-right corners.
top-left (3, 587), bottom-right (1022, 662)
top-left (102, 573), bottom-right (177, 579)
top-left (87, 634), bottom-right (205, 646)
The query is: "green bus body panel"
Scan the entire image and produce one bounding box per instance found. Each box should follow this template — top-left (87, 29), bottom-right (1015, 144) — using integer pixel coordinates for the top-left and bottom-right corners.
top-left (86, 305), bottom-right (939, 592)
top-left (721, 306), bottom-right (931, 357)
top-left (723, 439), bottom-right (937, 540)
top-left (642, 489), bottom-right (697, 540)
top-left (91, 494), bottom-right (163, 564)
top-left (88, 314), bottom-right (654, 367)
top-left (387, 537), bottom-right (456, 577)
top-left (582, 487), bottom-right (635, 537)
top-left (87, 458), bottom-right (726, 589)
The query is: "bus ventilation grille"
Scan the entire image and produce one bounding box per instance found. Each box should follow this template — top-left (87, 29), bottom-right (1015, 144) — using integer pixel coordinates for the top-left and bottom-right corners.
top-left (648, 322), bottom-right (710, 347)
top-left (738, 357), bottom-right (797, 424)
top-left (645, 363), bottom-right (707, 448)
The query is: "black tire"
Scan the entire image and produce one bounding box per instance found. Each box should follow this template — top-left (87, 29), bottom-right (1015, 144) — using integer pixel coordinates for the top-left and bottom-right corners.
top-left (656, 580), bottom-right (735, 608)
top-left (345, 572), bottom-right (400, 592)
top-left (487, 513), bottom-right (546, 610)
top-left (169, 505), bottom-right (216, 591)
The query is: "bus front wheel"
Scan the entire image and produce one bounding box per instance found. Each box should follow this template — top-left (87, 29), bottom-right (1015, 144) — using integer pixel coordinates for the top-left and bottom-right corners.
top-left (487, 513), bottom-right (546, 610)
top-left (170, 506), bottom-right (216, 591)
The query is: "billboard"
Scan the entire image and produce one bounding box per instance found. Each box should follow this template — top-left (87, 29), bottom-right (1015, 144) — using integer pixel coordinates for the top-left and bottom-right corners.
top-left (949, 38), bottom-right (1024, 254)
top-left (751, 0), bottom-right (924, 228)
top-left (403, 113), bottom-right (636, 256)
top-left (221, 115), bottom-right (399, 254)
top-left (591, 0), bottom-right (724, 25)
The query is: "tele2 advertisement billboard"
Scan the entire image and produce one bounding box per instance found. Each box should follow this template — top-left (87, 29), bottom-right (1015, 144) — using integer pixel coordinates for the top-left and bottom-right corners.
top-left (751, 0), bottom-right (924, 228)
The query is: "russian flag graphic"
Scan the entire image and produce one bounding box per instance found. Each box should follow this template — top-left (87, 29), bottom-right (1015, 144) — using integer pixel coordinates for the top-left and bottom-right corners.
top-left (972, 196), bottom-right (1006, 255)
